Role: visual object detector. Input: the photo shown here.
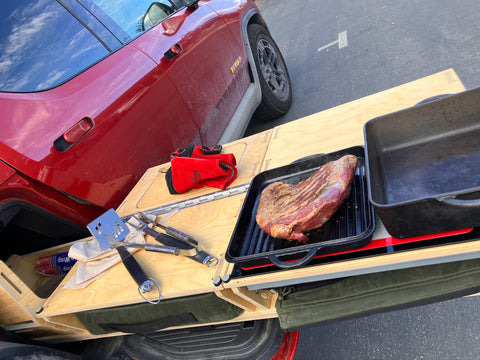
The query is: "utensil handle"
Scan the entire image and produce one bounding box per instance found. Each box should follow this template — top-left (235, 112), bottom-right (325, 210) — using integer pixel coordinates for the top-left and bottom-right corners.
top-left (154, 232), bottom-right (194, 250)
top-left (188, 250), bottom-right (219, 268)
top-left (144, 243), bottom-right (179, 255)
top-left (439, 196), bottom-right (480, 207)
top-left (165, 227), bottom-right (199, 246)
top-left (116, 246), bottom-right (153, 293)
top-left (153, 232), bottom-right (216, 265)
top-left (267, 248), bottom-right (317, 269)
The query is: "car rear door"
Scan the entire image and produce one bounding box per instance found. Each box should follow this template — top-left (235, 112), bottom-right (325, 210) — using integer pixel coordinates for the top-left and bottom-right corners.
top-left (130, 1), bottom-right (250, 146)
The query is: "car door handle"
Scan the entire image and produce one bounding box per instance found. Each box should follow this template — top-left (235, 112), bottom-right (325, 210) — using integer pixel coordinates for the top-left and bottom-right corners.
top-left (164, 44), bottom-right (182, 61)
top-left (54, 117), bottom-right (94, 152)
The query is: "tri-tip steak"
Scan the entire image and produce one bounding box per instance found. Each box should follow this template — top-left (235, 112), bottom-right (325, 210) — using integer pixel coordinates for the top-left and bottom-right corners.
top-left (255, 155), bottom-right (358, 242)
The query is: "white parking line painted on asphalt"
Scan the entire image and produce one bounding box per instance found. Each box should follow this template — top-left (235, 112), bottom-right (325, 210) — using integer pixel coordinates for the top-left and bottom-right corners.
top-left (338, 30), bottom-right (348, 48)
top-left (317, 30), bottom-right (348, 52)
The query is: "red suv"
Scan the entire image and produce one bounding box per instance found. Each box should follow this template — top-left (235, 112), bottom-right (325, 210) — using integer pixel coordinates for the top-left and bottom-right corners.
top-left (0, 0), bottom-right (291, 258)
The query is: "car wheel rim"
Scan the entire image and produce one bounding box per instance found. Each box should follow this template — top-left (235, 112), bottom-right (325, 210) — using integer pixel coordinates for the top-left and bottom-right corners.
top-left (256, 39), bottom-right (288, 100)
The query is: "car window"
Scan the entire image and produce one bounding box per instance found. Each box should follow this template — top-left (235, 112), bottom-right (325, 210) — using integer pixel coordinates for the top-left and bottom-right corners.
top-left (88, 0), bottom-right (177, 38)
top-left (0, 0), bottom-right (110, 93)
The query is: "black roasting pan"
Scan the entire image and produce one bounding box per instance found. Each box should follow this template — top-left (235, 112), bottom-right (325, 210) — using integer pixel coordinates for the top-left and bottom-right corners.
top-left (225, 146), bottom-right (375, 270)
top-left (364, 88), bottom-right (480, 239)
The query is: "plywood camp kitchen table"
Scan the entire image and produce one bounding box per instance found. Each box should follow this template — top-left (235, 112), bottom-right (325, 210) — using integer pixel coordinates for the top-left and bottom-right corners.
top-left (35, 69), bottom-right (480, 337)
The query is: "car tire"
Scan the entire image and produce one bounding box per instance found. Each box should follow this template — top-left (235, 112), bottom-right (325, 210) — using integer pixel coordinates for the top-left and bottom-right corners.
top-left (248, 24), bottom-right (292, 121)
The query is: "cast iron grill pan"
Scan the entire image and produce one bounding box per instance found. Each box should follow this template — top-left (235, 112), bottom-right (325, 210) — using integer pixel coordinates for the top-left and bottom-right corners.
top-left (226, 146), bottom-right (375, 270)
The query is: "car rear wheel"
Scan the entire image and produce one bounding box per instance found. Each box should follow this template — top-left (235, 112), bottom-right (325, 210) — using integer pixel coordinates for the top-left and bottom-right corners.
top-left (248, 24), bottom-right (292, 121)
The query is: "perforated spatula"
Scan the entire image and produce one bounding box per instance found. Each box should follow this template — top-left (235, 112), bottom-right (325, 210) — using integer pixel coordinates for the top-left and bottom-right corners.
top-left (87, 208), bottom-right (130, 251)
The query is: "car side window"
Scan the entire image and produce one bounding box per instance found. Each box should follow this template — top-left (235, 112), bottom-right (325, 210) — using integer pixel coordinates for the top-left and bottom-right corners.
top-left (88, 0), bottom-right (177, 38)
top-left (0, 0), bottom-right (110, 93)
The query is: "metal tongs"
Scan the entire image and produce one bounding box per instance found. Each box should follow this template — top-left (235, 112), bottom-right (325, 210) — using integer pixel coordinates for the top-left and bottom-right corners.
top-left (106, 236), bottom-right (179, 255)
top-left (127, 213), bottom-right (219, 268)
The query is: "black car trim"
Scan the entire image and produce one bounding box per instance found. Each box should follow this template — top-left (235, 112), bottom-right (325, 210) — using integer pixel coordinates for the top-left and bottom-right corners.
top-left (57, 0), bottom-right (123, 52)
top-left (75, 0), bottom-right (132, 44)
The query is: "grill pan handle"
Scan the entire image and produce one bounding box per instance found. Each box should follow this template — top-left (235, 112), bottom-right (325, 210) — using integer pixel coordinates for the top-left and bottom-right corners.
top-left (267, 248), bottom-right (317, 269)
top-left (439, 195), bottom-right (480, 208)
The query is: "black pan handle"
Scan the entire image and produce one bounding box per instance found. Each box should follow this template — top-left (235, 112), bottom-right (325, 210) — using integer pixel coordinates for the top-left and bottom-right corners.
top-left (267, 248), bottom-right (317, 269)
top-left (414, 94), bottom-right (452, 106)
top-left (439, 196), bottom-right (480, 208)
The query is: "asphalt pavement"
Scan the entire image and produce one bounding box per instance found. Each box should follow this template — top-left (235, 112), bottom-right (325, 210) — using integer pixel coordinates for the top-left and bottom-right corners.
top-left (247, 0), bottom-right (480, 359)
top-left (248, 0), bottom-right (480, 135)
top-left (293, 297), bottom-right (480, 360)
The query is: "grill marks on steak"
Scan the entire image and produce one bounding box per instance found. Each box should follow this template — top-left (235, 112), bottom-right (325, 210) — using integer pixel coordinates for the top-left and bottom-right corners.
top-left (255, 155), bottom-right (358, 242)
